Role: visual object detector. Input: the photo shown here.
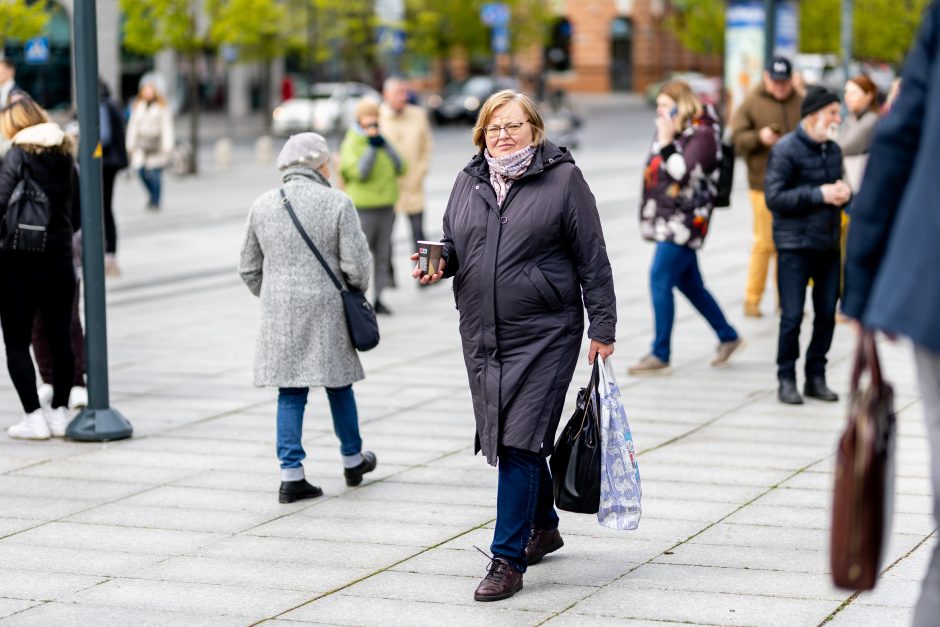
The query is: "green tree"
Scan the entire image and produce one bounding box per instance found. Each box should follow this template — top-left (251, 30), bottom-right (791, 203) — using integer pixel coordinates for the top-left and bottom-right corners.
top-left (0, 0), bottom-right (49, 53)
top-left (120, 0), bottom-right (218, 174)
top-left (666, 0), bottom-right (726, 57)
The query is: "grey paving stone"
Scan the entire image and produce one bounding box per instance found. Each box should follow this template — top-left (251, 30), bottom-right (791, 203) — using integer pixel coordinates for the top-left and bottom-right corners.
top-left (854, 577), bottom-right (925, 608)
top-left (134, 555), bottom-right (372, 592)
top-left (0, 568), bottom-right (105, 601)
top-left (116, 485), bottom-right (305, 514)
top-left (638, 480), bottom-right (765, 504)
top-left (2, 496), bottom-right (100, 521)
top-left (300, 497), bottom-right (494, 528)
top-left (11, 460), bottom-right (197, 485)
top-left (826, 602), bottom-right (916, 626)
top-left (542, 616), bottom-right (717, 627)
top-left (246, 515), bottom-right (466, 547)
top-left (0, 518), bottom-right (42, 539)
top-left (193, 535), bottom-right (420, 569)
top-left (0, 543), bottom-right (163, 577)
top-left (65, 502), bottom-right (274, 534)
top-left (725, 503), bottom-right (936, 535)
top-left (280, 593), bottom-right (552, 626)
top-left (340, 570), bottom-right (597, 613)
top-left (0, 476), bottom-right (147, 503)
top-left (882, 541), bottom-right (933, 582)
top-left (341, 480), bottom-right (495, 506)
top-left (61, 579), bottom-right (310, 619)
top-left (0, 598), bottom-right (40, 620)
top-left (653, 541), bottom-right (830, 574)
top-left (4, 522), bottom-right (221, 555)
top-left (568, 586), bottom-right (840, 626)
top-left (0, 602), bottom-right (247, 626)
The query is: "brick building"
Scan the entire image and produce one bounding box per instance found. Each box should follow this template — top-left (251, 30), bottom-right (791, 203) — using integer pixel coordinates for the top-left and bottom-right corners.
top-left (544, 0), bottom-right (722, 93)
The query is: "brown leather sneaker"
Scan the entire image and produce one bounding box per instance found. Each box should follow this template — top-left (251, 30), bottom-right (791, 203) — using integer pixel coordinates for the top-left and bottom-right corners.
top-left (744, 303), bottom-right (762, 318)
top-left (525, 526), bottom-right (564, 565)
top-left (473, 557), bottom-right (523, 602)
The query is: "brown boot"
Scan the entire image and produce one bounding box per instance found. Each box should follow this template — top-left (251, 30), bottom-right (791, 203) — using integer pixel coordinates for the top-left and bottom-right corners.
top-left (473, 556), bottom-right (523, 602)
top-left (525, 526), bottom-right (564, 565)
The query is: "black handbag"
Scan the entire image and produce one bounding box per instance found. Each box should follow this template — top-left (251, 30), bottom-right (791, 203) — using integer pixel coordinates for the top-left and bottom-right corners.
top-left (550, 360), bottom-right (602, 514)
top-left (280, 189), bottom-right (380, 352)
top-left (1, 162), bottom-right (51, 252)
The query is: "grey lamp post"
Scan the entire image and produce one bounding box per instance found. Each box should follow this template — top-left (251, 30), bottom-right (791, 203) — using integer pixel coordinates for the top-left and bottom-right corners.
top-left (66, 0), bottom-right (133, 441)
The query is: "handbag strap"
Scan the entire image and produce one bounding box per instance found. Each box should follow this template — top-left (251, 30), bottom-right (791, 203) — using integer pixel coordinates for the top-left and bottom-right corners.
top-left (279, 188), bottom-right (344, 293)
top-left (850, 330), bottom-right (882, 393)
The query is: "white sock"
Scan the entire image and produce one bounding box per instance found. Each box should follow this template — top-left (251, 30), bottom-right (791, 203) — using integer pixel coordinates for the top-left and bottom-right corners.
top-left (342, 453), bottom-right (363, 469)
top-left (281, 466), bottom-right (304, 482)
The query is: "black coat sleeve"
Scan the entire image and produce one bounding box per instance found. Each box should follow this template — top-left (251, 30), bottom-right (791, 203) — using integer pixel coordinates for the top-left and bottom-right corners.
top-left (764, 143), bottom-right (824, 216)
top-left (563, 166), bottom-right (616, 343)
top-left (0, 148), bottom-right (23, 221)
top-left (842, 3), bottom-right (937, 320)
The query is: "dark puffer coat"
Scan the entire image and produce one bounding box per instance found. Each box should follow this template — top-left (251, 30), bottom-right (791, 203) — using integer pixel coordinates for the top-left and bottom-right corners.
top-left (764, 125), bottom-right (844, 251)
top-left (441, 141), bottom-right (617, 466)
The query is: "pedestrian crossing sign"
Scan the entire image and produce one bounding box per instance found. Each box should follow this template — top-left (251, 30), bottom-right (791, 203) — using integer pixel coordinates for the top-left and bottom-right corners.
top-left (24, 37), bottom-right (50, 65)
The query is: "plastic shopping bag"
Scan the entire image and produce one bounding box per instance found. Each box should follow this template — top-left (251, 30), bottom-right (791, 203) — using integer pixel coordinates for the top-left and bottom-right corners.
top-left (597, 356), bottom-right (642, 530)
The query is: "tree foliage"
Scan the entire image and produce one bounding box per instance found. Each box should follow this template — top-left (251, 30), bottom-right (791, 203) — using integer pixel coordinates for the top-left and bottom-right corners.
top-left (0, 0), bottom-right (50, 52)
top-left (209, 0), bottom-right (296, 62)
top-left (666, 0), bottom-right (726, 57)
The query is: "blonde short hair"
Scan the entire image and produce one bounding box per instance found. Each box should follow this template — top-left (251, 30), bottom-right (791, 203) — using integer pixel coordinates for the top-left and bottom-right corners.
top-left (472, 90), bottom-right (545, 151)
top-left (658, 81), bottom-right (704, 133)
top-left (354, 98), bottom-right (380, 122)
top-left (0, 97), bottom-right (51, 140)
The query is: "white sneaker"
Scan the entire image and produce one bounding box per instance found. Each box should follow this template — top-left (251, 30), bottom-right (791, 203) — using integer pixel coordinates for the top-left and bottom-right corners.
top-left (68, 386), bottom-right (88, 410)
top-left (45, 406), bottom-right (70, 438)
top-left (8, 409), bottom-right (51, 440)
top-left (37, 384), bottom-right (53, 408)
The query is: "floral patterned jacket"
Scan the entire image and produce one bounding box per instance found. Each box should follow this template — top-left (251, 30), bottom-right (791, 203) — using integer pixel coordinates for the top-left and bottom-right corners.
top-left (639, 106), bottom-right (722, 249)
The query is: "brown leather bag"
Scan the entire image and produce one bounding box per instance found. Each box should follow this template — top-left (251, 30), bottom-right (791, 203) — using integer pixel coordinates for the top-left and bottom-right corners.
top-left (830, 331), bottom-right (896, 590)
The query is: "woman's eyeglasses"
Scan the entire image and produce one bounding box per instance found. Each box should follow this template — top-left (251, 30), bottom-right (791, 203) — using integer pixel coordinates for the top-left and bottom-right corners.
top-left (364, 123), bottom-right (379, 130)
top-left (484, 121), bottom-right (528, 138)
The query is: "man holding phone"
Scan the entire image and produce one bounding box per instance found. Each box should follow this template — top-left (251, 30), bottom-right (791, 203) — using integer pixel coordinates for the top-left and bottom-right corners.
top-left (731, 56), bottom-right (803, 318)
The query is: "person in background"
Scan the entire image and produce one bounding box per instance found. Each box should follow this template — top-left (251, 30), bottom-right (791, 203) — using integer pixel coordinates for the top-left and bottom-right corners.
top-left (629, 81), bottom-right (744, 376)
top-left (842, 6), bottom-right (940, 624)
top-left (340, 99), bottom-right (406, 314)
top-left (764, 85), bottom-right (850, 405)
top-left (839, 75), bottom-right (880, 193)
top-left (379, 77), bottom-right (432, 286)
top-left (99, 79), bottom-right (128, 276)
top-left (0, 98), bottom-right (79, 439)
top-left (730, 56), bottom-right (803, 318)
top-left (0, 59), bottom-right (27, 109)
top-left (239, 133), bottom-right (377, 503)
top-left (413, 90), bottom-right (616, 602)
top-left (126, 77), bottom-right (174, 211)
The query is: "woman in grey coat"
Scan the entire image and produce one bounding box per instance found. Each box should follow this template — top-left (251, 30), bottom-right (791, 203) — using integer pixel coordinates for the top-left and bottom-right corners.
top-left (239, 133), bottom-right (378, 503)
top-left (413, 91), bottom-right (617, 602)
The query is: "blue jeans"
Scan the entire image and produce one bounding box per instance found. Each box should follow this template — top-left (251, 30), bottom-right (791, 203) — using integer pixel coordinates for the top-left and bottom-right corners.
top-left (650, 241), bottom-right (738, 363)
top-left (276, 386), bottom-right (363, 470)
top-left (491, 447), bottom-right (559, 573)
top-left (138, 167), bottom-right (162, 206)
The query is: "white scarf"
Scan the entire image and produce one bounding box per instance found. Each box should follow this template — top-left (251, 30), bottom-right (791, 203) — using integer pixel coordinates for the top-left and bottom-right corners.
top-left (484, 144), bottom-right (536, 207)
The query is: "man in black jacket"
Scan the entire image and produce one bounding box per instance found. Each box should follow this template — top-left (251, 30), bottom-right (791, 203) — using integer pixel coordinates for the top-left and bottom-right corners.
top-left (765, 85), bottom-right (852, 405)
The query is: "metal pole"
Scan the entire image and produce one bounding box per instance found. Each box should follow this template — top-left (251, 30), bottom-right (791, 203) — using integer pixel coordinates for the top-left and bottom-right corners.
top-left (67, 0), bottom-right (133, 441)
top-left (764, 0), bottom-right (777, 64)
top-left (841, 0), bottom-right (853, 85)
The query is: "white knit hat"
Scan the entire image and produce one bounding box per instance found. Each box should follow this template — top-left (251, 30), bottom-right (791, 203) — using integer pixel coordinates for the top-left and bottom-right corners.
top-left (277, 132), bottom-right (330, 171)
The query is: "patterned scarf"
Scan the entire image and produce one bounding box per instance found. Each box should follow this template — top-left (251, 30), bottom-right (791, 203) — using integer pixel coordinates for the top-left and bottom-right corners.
top-left (484, 144), bottom-right (536, 207)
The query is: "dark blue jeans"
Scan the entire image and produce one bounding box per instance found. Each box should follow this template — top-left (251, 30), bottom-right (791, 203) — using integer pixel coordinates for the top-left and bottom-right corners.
top-left (491, 447), bottom-right (559, 573)
top-left (776, 249), bottom-right (840, 381)
top-left (138, 167), bottom-right (162, 207)
top-left (277, 386), bottom-right (363, 470)
top-left (650, 241), bottom-right (738, 363)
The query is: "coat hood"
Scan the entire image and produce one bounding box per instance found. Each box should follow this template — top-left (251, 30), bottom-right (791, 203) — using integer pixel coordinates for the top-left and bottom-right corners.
top-left (464, 140), bottom-right (573, 180)
top-left (12, 122), bottom-right (66, 148)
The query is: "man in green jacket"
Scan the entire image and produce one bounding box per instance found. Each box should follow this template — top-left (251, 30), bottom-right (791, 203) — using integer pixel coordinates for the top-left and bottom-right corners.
top-left (340, 99), bottom-right (407, 314)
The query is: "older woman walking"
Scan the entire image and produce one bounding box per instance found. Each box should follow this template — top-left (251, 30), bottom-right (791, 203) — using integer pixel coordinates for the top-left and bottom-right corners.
top-left (413, 90), bottom-right (617, 602)
top-left (240, 133), bottom-right (377, 503)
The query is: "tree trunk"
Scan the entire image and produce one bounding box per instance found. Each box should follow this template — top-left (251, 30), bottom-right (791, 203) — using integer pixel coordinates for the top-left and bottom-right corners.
top-left (188, 53), bottom-right (200, 175)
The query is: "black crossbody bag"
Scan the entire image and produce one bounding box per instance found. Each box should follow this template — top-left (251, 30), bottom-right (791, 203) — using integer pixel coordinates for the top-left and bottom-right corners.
top-left (280, 189), bottom-right (380, 351)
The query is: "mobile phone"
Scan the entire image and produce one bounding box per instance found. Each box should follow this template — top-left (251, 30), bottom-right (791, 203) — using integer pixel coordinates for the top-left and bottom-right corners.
top-left (669, 106), bottom-right (678, 119)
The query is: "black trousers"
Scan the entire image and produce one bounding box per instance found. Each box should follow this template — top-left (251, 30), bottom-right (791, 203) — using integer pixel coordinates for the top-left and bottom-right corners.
top-left (0, 253), bottom-right (76, 412)
top-left (102, 165), bottom-right (120, 254)
top-left (776, 249), bottom-right (840, 381)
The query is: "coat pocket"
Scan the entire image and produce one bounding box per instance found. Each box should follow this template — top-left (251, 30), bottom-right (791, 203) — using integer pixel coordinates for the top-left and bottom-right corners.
top-left (523, 262), bottom-right (564, 310)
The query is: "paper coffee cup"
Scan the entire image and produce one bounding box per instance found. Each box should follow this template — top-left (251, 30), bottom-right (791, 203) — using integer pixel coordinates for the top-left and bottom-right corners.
top-left (417, 241), bottom-right (444, 276)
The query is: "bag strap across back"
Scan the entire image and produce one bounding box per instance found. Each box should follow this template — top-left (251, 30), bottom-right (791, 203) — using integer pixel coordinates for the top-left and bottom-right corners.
top-left (279, 188), bottom-right (345, 293)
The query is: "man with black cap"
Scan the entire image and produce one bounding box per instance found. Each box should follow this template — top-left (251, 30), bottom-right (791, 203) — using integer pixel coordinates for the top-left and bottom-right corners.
top-left (731, 55), bottom-right (803, 318)
top-left (764, 85), bottom-right (851, 405)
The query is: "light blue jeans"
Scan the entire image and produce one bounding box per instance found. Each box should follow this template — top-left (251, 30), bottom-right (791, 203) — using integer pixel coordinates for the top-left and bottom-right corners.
top-left (276, 386), bottom-right (362, 472)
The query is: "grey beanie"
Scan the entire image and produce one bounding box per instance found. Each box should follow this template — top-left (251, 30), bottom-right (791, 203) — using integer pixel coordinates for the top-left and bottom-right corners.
top-left (277, 132), bottom-right (330, 171)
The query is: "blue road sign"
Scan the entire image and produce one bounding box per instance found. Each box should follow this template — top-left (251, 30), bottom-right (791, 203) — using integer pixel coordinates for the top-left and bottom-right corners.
top-left (481, 3), bottom-right (510, 28)
top-left (24, 37), bottom-right (50, 64)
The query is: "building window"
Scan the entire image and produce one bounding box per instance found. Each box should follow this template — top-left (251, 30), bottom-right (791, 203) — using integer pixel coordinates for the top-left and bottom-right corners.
top-left (545, 17), bottom-right (572, 72)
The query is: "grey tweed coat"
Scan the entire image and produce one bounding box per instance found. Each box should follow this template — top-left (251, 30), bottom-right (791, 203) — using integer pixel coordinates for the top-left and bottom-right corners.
top-left (239, 167), bottom-right (373, 388)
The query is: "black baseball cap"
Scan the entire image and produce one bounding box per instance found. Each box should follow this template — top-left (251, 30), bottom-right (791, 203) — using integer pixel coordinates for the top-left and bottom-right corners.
top-left (767, 56), bottom-right (793, 81)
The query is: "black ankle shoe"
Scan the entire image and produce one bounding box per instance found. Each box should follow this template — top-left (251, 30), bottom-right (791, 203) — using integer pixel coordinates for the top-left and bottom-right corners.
top-left (373, 301), bottom-right (392, 315)
top-left (344, 451), bottom-right (377, 487)
top-left (805, 376), bottom-right (839, 402)
top-left (778, 379), bottom-right (804, 405)
top-left (278, 479), bottom-right (323, 503)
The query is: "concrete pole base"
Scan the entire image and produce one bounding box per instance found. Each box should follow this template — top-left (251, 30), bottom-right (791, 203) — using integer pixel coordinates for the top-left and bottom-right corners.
top-left (65, 407), bottom-right (133, 442)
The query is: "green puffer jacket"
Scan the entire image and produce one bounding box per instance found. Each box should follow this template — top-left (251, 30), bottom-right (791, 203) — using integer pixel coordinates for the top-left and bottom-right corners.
top-left (339, 129), bottom-right (407, 209)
